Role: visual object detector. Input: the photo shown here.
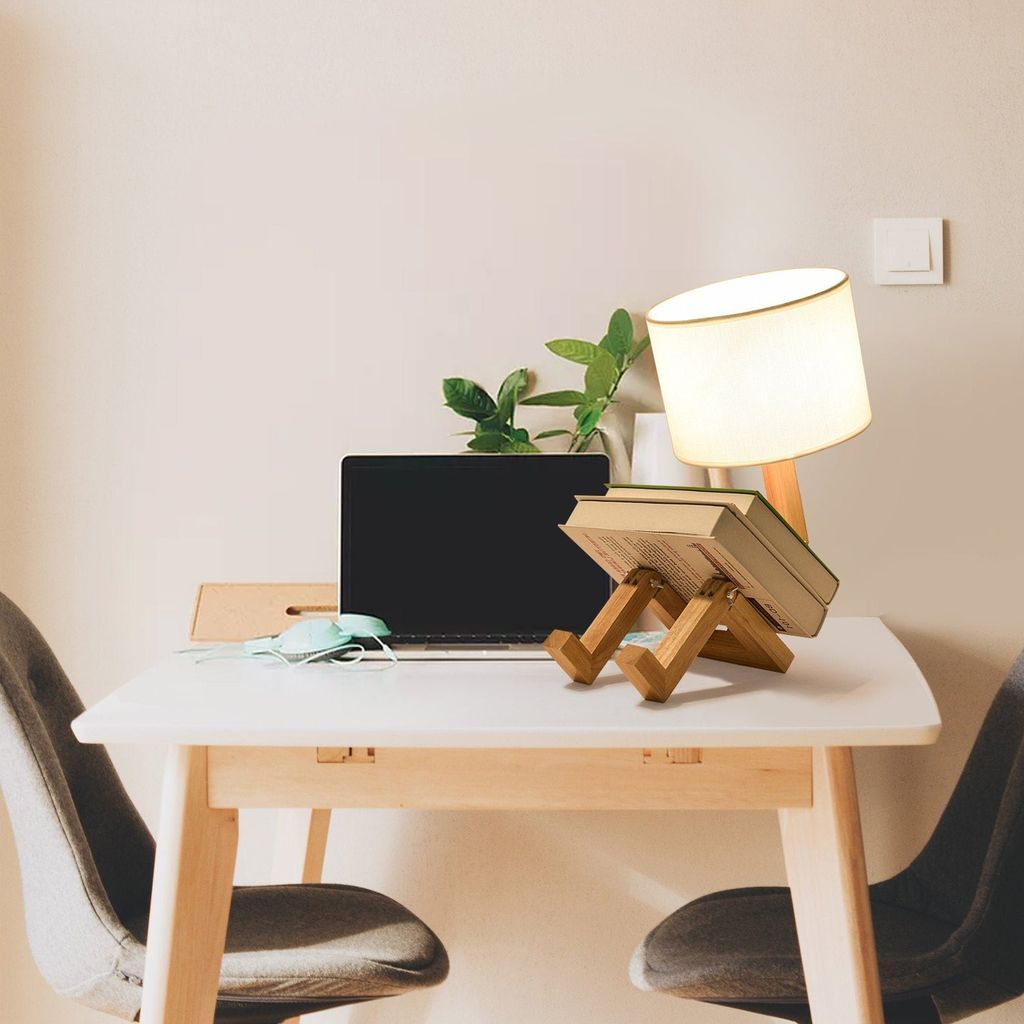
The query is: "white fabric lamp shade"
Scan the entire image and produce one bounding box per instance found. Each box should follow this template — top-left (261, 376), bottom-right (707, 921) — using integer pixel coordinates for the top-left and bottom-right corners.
top-left (646, 268), bottom-right (872, 468)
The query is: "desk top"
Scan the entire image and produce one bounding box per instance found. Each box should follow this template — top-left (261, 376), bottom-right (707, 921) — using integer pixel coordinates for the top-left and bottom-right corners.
top-left (72, 618), bottom-right (940, 749)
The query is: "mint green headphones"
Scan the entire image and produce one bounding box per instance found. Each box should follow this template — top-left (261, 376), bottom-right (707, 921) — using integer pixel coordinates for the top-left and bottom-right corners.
top-left (194, 614), bottom-right (395, 666)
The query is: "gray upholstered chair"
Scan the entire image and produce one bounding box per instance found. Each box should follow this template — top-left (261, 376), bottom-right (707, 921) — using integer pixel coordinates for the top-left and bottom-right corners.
top-left (631, 647), bottom-right (1024, 1023)
top-left (0, 592), bottom-right (449, 1022)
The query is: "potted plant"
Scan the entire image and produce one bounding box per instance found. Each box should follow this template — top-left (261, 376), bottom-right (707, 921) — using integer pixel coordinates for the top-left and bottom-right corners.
top-left (442, 307), bottom-right (648, 475)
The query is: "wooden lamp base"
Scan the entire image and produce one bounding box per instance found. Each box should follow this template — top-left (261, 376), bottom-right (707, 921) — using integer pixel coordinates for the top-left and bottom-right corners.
top-left (548, 457), bottom-right (810, 702)
top-left (545, 569), bottom-right (793, 704)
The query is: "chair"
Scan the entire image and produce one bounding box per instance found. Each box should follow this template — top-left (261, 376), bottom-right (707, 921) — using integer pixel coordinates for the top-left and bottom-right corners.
top-left (630, 647), bottom-right (1024, 1023)
top-left (0, 592), bottom-right (449, 1022)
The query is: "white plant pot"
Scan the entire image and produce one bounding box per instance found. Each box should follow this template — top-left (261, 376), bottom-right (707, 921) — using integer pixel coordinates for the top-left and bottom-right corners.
top-left (600, 424), bottom-right (632, 484)
top-left (631, 412), bottom-right (709, 487)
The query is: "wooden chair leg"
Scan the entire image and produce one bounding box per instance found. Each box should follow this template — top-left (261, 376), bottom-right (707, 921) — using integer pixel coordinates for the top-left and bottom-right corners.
top-left (545, 568), bottom-right (664, 683)
top-left (141, 746), bottom-right (238, 1024)
top-left (617, 578), bottom-right (733, 702)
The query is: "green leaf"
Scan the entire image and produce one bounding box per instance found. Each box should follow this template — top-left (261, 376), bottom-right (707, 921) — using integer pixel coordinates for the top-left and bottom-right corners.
top-left (597, 334), bottom-right (616, 365)
top-left (520, 389), bottom-right (587, 407)
top-left (495, 367), bottom-right (529, 425)
top-left (628, 334), bottom-right (651, 363)
top-left (467, 432), bottom-right (505, 452)
top-left (534, 429), bottom-right (572, 439)
top-left (510, 426), bottom-right (530, 443)
top-left (601, 308), bottom-right (633, 363)
top-left (442, 378), bottom-right (498, 421)
top-left (575, 403), bottom-right (602, 435)
top-left (546, 339), bottom-right (602, 365)
top-left (476, 416), bottom-right (506, 436)
top-left (500, 437), bottom-right (540, 453)
top-left (584, 347), bottom-right (618, 400)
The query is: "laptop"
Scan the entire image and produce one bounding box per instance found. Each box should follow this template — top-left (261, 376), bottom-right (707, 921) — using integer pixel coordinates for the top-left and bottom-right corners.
top-left (339, 453), bottom-right (612, 659)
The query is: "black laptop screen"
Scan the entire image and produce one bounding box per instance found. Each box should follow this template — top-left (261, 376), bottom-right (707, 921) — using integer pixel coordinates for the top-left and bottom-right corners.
top-left (340, 454), bottom-right (612, 639)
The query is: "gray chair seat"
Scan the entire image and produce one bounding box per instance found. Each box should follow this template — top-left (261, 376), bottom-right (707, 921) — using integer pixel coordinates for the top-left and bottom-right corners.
top-left (0, 592), bottom-right (449, 1023)
top-left (632, 885), bottom-right (956, 1003)
top-left (631, 646), bottom-right (1024, 1023)
top-left (122, 883), bottom-right (447, 1007)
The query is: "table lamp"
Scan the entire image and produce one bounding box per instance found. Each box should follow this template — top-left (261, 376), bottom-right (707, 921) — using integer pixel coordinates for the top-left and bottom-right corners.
top-left (646, 268), bottom-right (871, 541)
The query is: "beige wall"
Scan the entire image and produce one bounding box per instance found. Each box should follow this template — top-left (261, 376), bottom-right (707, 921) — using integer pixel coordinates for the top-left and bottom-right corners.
top-left (2, 1), bottom-right (1023, 1021)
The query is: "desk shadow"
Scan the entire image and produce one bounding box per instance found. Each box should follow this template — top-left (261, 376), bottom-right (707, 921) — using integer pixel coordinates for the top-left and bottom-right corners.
top-left (564, 669), bottom-right (629, 692)
top-left (646, 667), bottom-right (869, 710)
top-left (569, 659), bottom-right (869, 707)
top-left (647, 675), bottom-right (796, 709)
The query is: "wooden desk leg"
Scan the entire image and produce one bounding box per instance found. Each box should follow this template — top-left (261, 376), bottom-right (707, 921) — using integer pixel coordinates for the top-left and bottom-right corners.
top-left (778, 747), bottom-right (883, 1024)
top-left (271, 808), bottom-right (331, 1024)
top-left (141, 746), bottom-right (238, 1024)
top-left (272, 808), bottom-right (331, 884)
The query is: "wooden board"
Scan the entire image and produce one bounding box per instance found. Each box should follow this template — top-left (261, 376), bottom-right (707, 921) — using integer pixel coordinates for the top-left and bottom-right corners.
top-left (190, 582), bottom-right (337, 642)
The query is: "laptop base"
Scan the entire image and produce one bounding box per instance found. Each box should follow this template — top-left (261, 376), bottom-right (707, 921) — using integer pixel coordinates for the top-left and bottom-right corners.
top-left (363, 643), bottom-right (549, 661)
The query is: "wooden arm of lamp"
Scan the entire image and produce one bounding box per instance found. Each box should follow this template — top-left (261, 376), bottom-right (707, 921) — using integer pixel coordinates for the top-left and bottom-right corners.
top-left (761, 459), bottom-right (809, 543)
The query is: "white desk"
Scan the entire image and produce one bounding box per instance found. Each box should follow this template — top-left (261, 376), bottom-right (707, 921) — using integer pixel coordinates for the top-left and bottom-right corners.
top-left (73, 617), bottom-right (940, 1024)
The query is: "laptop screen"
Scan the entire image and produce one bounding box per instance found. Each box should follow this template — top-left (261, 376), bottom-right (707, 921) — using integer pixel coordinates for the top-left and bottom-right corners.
top-left (340, 454), bottom-right (612, 640)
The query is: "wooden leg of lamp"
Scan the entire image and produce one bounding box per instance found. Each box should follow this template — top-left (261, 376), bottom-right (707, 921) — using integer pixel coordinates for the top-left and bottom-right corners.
top-left (652, 580), bottom-right (793, 672)
top-left (617, 578), bottom-right (733, 702)
top-left (701, 590), bottom-right (795, 672)
top-left (649, 582), bottom-right (685, 627)
top-left (619, 578), bottom-right (793, 703)
top-left (548, 566), bottom-right (793, 700)
top-left (761, 459), bottom-right (809, 543)
top-left (545, 568), bottom-right (665, 683)
top-left (779, 747), bottom-right (884, 1024)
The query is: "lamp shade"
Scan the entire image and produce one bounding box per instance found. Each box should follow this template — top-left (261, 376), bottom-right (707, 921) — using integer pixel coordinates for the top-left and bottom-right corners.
top-left (646, 268), bottom-right (871, 468)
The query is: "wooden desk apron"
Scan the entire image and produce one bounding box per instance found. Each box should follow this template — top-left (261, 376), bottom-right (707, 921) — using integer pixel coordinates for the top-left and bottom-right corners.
top-left (204, 744), bottom-right (813, 810)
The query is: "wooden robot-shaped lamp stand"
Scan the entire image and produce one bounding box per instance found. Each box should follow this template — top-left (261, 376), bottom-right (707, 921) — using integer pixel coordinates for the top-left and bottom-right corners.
top-left (545, 459), bottom-right (807, 703)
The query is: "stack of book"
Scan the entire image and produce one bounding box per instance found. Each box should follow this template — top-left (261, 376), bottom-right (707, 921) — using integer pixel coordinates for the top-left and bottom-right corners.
top-left (560, 485), bottom-right (838, 637)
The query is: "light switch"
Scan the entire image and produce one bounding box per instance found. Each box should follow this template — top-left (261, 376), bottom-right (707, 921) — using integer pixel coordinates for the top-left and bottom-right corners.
top-left (886, 228), bottom-right (930, 271)
top-left (874, 218), bottom-right (944, 285)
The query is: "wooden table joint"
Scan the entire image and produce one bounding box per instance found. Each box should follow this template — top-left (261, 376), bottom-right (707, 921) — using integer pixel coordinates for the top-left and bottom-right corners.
top-left (643, 747), bottom-right (703, 764)
top-left (316, 746), bottom-right (375, 763)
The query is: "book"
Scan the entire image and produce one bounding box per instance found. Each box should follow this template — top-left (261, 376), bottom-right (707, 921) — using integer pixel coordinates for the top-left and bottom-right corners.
top-left (598, 484), bottom-right (839, 603)
top-left (560, 498), bottom-right (828, 637)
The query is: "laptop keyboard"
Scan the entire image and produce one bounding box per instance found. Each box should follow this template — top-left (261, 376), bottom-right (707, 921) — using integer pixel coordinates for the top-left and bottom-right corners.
top-left (388, 632), bottom-right (549, 645)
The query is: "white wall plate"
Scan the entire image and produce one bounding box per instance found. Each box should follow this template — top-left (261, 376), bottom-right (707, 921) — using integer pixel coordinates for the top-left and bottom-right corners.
top-left (874, 217), bottom-right (944, 285)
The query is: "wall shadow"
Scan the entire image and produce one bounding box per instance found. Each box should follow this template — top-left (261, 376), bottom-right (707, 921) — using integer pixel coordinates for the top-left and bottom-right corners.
top-left (0, 16), bottom-right (35, 593)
